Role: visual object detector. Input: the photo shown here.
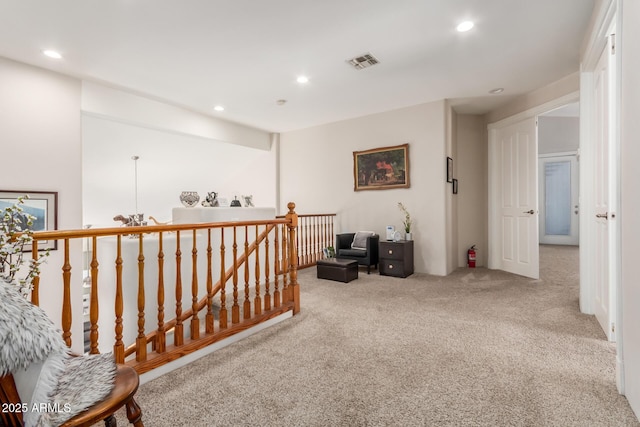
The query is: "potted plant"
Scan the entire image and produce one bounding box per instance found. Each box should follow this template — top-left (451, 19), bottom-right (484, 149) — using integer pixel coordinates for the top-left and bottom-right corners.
top-left (0, 195), bottom-right (49, 297)
top-left (398, 202), bottom-right (412, 240)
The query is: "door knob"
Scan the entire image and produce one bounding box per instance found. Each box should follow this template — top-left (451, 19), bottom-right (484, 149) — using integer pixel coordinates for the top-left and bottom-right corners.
top-left (596, 212), bottom-right (609, 219)
top-left (523, 210), bottom-right (535, 215)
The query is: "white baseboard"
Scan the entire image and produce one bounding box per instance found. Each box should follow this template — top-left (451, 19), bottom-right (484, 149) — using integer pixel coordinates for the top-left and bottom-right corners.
top-left (617, 354), bottom-right (625, 395)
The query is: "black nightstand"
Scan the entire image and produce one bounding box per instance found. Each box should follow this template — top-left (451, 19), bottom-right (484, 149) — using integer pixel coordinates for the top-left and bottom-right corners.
top-left (379, 240), bottom-right (414, 278)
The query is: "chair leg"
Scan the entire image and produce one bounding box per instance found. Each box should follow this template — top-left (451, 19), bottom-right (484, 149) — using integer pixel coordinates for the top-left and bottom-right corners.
top-left (104, 415), bottom-right (117, 427)
top-left (125, 398), bottom-right (144, 427)
top-left (367, 265), bottom-right (371, 274)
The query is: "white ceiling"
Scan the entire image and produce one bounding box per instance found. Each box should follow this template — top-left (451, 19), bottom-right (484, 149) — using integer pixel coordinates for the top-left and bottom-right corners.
top-left (0, 0), bottom-right (594, 133)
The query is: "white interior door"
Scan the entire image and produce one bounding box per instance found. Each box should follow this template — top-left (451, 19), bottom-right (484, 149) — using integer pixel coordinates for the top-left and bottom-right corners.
top-left (539, 154), bottom-right (579, 245)
top-left (593, 39), bottom-right (616, 341)
top-left (495, 118), bottom-right (539, 279)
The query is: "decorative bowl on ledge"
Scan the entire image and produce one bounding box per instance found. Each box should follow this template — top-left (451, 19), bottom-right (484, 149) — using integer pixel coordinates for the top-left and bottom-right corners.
top-left (179, 191), bottom-right (200, 208)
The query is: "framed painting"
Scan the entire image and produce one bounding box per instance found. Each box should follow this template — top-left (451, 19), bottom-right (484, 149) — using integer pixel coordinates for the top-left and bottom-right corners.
top-left (354, 144), bottom-right (409, 191)
top-left (453, 178), bottom-right (458, 194)
top-left (0, 190), bottom-right (58, 251)
top-left (447, 157), bottom-right (453, 183)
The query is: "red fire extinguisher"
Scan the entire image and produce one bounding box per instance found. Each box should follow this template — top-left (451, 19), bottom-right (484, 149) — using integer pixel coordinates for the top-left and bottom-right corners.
top-left (467, 245), bottom-right (477, 268)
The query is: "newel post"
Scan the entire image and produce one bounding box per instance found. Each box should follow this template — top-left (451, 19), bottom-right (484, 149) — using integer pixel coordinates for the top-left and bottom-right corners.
top-left (285, 202), bottom-right (300, 314)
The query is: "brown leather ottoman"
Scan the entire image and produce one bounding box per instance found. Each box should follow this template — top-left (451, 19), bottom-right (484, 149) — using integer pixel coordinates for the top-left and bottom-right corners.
top-left (317, 258), bottom-right (359, 283)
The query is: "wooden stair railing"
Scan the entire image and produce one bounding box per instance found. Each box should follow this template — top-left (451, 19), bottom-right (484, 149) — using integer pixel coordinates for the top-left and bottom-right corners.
top-left (28, 203), bottom-right (301, 375)
top-left (276, 213), bottom-right (336, 269)
top-left (122, 223), bottom-right (277, 360)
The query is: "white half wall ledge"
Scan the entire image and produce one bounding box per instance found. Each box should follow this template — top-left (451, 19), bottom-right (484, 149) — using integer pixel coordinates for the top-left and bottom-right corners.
top-left (80, 81), bottom-right (272, 151)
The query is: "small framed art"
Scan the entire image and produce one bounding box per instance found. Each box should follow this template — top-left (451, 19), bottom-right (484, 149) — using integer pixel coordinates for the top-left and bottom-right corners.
top-left (0, 190), bottom-right (58, 251)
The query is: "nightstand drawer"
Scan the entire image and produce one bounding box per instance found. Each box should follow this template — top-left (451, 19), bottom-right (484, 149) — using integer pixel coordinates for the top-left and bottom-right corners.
top-left (380, 243), bottom-right (405, 260)
top-left (380, 259), bottom-right (407, 277)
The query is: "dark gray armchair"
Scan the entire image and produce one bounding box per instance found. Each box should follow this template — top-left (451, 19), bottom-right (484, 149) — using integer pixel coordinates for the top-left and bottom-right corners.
top-left (335, 232), bottom-right (379, 274)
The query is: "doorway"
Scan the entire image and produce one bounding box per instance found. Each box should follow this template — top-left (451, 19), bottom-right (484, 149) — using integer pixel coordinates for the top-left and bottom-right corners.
top-left (539, 155), bottom-right (579, 245)
top-left (538, 103), bottom-right (580, 246)
top-left (488, 94), bottom-right (578, 280)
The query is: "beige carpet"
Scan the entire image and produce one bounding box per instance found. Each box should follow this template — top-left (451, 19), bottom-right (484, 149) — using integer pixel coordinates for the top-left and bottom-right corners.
top-left (115, 245), bottom-right (639, 426)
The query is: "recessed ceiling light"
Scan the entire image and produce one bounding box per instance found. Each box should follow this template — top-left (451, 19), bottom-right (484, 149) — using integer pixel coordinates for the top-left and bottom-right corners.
top-left (42, 49), bottom-right (63, 59)
top-left (456, 21), bottom-right (474, 32)
top-left (296, 76), bottom-right (309, 84)
top-left (489, 88), bottom-right (504, 94)
top-left (214, 105), bottom-right (225, 112)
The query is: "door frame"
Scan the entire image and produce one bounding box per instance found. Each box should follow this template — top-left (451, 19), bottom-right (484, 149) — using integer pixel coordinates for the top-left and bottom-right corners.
top-left (580, 0), bottom-right (623, 392)
top-left (487, 92), bottom-right (579, 273)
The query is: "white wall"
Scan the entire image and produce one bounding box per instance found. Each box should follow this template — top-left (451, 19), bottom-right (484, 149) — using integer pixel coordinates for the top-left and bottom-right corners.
top-left (538, 117), bottom-right (580, 154)
top-left (82, 115), bottom-right (276, 227)
top-left (279, 101), bottom-right (449, 275)
top-left (620, 0), bottom-right (640, 417)
top-left (486, 72), bottom-right (580, 124)
top-left (82, 82), bottom-right (271, 150)
top-left (456, 114), bottom-right (488, 267)
top-left (0, 57), bottom-right (85, 352)
top-left (81, 83), bottom-right (277, 227)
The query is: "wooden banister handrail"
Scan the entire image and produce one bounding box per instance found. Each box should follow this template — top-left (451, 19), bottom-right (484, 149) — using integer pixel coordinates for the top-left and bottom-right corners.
top-left (32, 219), bottom-right (290, 241)
top-left (276, 213), bottom-right (336, 218)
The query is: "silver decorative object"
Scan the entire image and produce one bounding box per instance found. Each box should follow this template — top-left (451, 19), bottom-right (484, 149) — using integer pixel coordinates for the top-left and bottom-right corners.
top-left (180, 191), bottom-right (200, 208)
top-left (201, 191), bottom-right (219, 207)
top-left (113, 214), bottom-right (147, 227)
top-left (242, 195), bottom-right (254, 207)
top-left (128, 213), bottom-right (147, 226)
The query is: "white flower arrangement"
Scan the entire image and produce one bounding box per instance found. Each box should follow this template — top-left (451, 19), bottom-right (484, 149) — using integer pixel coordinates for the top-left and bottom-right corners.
top-left (0, 195), bottom-right (49, 297)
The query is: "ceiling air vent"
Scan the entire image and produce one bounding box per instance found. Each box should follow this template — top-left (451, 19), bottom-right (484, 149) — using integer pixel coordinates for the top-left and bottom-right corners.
top-left (347, 53), bottom-right (379, 70)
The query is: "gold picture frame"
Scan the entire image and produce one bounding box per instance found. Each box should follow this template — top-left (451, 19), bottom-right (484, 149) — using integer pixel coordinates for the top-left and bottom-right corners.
top-left (353, 144), bottom-right (409, 191)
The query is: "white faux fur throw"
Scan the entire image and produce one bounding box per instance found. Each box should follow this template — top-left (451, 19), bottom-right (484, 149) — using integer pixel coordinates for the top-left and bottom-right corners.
top-left (36, 353), bottom-right (116, 426)
top-left (1, 281), bottom-right (116, 426)
top-left (0, 281), bottom-right (68, 375)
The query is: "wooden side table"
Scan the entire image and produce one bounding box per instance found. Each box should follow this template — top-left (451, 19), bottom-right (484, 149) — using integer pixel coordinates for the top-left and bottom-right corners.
top-left (379, 240), bottom-right (414, 278)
